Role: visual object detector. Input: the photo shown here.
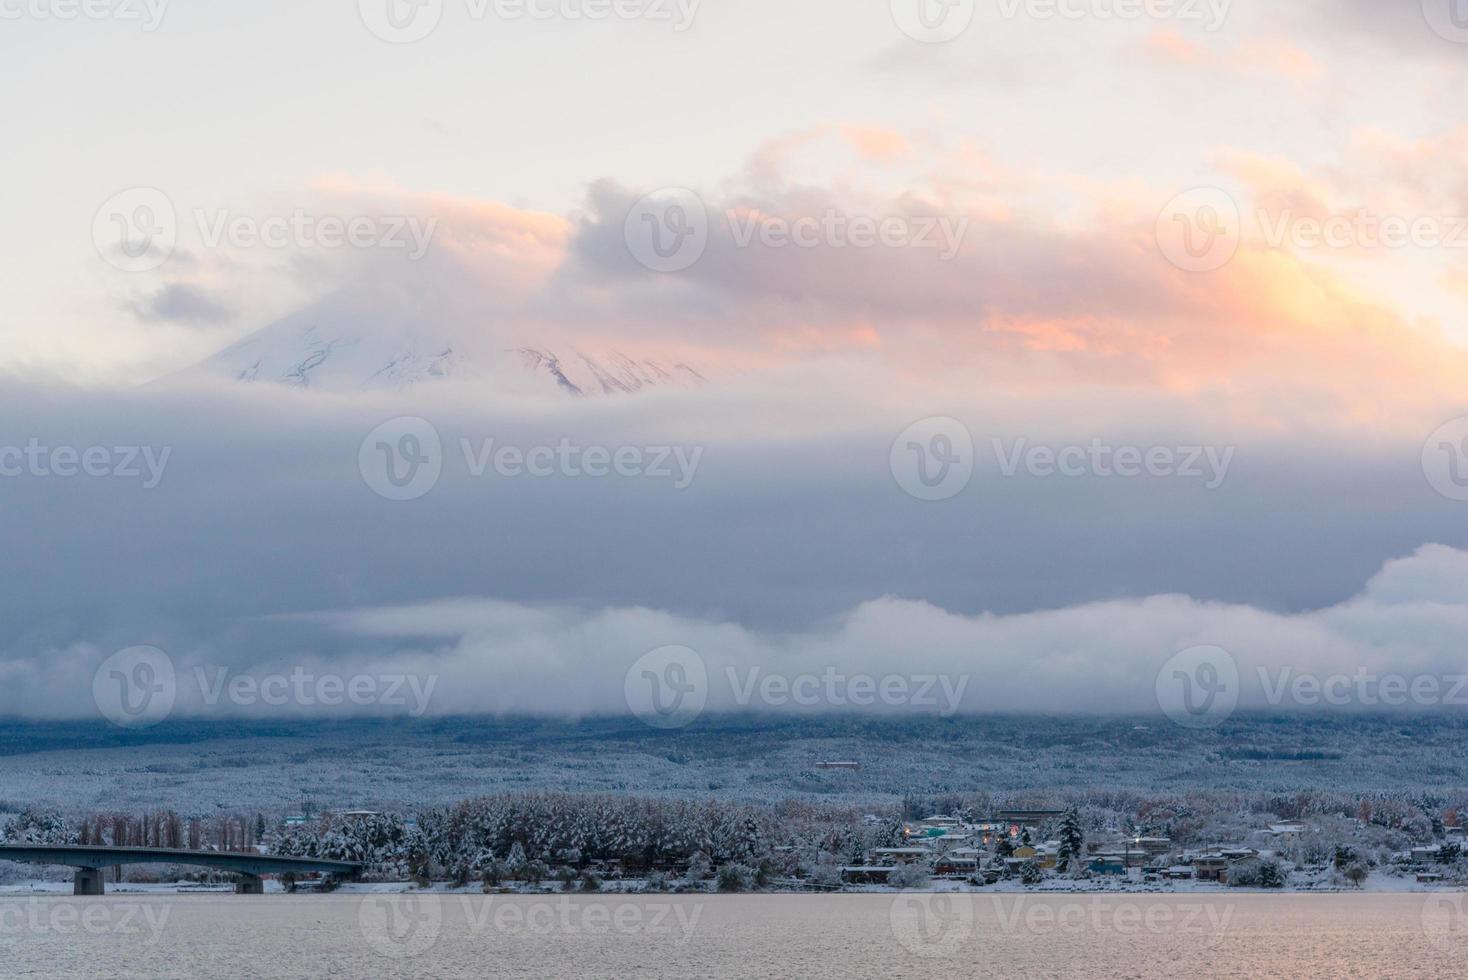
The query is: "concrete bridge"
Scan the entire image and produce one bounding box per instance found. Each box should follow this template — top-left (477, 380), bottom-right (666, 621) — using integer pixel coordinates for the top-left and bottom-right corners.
top-left (0, 844), bottom-right (360, 895)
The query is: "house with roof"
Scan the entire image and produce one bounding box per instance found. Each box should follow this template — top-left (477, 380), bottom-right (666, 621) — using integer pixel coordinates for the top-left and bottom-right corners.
top-left (933, 850), bottom-right (980, 876)
top-left (872, 847), bottom-right (931, 865)
top-left (1269, 821), bottom-right (1309, 839)
top-left (1191, 854), bottom-right (1229, 882)
top-left (1033, 842), bottom-right (1063, 870)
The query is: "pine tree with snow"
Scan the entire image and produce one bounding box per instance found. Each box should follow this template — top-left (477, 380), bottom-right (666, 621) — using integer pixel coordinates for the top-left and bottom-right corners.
top-left (686, 851), bottom-right (712, 883)
top-left (1058, 808), bottom-right (1085, 870)
top-left (505, 841), bottom-right (527, 875)
top-left (2, 808), bottom-right (78, 845)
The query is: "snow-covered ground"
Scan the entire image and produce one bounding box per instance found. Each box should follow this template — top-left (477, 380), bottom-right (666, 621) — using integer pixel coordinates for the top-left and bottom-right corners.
top-left (2, 870), bottom-right (1461, 896)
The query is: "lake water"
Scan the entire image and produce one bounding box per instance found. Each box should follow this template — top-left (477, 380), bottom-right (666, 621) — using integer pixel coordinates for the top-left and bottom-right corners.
top-left (2, 891), bottom-right (1467, 977)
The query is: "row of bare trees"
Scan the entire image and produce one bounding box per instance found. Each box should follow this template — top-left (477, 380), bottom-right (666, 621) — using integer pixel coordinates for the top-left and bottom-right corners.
top-left (74, 810), bottom-right (269, 853)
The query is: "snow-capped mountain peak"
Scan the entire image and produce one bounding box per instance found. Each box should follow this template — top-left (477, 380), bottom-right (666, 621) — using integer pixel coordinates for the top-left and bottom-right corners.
top-left (170, 318), bottom-right (703, 396)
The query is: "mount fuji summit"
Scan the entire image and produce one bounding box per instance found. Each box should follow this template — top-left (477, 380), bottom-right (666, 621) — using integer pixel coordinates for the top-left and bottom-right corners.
top-left (173, 314), bottom-right (706, 397)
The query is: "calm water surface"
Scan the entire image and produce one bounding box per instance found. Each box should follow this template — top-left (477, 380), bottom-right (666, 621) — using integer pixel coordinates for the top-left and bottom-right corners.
top-left (1, 892), bottom-right (1465, 978)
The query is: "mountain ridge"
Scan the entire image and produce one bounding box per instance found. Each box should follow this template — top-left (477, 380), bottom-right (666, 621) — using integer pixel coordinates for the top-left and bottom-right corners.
top-left (172, 319), bottom-right (705, 396)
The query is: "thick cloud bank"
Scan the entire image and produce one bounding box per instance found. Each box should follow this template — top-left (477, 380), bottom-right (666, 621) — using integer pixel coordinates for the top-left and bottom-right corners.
top-left (7, 540), bottom-right (1468, 722)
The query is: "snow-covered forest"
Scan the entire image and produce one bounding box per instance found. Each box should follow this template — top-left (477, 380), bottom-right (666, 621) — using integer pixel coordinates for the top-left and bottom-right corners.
top-left (5, 714), bottom-right (1468, 816)
top-left (7, 784), bottom-right (1468, 892)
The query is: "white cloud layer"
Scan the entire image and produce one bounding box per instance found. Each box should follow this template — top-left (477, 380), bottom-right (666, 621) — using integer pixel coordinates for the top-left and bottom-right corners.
top-left (7, 544), bottom-right (1468, 721)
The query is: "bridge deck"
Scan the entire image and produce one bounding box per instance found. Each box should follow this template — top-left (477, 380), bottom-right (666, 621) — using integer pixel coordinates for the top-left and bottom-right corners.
top-left (0, 844), bottom-right (359, 877)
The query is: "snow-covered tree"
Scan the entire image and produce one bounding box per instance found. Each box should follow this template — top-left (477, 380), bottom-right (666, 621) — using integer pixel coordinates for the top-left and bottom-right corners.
top-left (1058, 808), bottom-right (1085, 868)
top-left (2, 808), bottom-right (77, 845)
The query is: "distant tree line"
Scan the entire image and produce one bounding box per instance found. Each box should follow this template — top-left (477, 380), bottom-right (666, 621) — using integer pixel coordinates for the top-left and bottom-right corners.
top-left (5, 785), bottom-right (1468, 890)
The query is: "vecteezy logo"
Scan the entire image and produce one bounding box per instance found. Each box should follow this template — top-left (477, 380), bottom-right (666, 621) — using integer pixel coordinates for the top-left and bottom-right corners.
top-left (359, 894), bottom-right (442, 960)
top-left (359, 417), bottom-right (443, 501)
top-left (1423, 417), bottom-right (1468, 502)
top-left (358, 0), bottom-right (444, 43)
top-left (1156, 645), bottom-right (1239, 729)
top-left (93, 646), bottom-right (177, 728)
top-left (623, 189), bottom-right (709, 273)
top-left (93, 188), bottom-right (177, 273)
top-left (890, 0), bottom-right (975, 42)
top-left (1422, 0), bottom-right (1468, 42)
top-left (1423, 894), bottom-right (1468, 958)
top-left (890, 894), bottom-right (974, 958)
top-left (624, 645), bottom-right (708, 729)
top-left (1156, 187), bottom-right (1241, 273)
top-left (890, 416), bottom-right (975, 501)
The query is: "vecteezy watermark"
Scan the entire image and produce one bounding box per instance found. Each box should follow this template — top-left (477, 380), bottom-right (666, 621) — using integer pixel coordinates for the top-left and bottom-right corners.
top-left (890, 0), bottom-right (975, 43)
top-left (1423, 417), bottom-right (1468, 502)
top-left (625, 645), bottom-right (708, 730)
top-left (193, 209), bottom-right (436, 259)
top-left (0, 900), bottom-right (172, 944)
top-left (993, 0), bottom-right (1231, 29)
top-left (623, 189), bottom-right (969, 273)
top-left (92, 647), bottom-right (438, 728)
top-left (93, 187), bottom-right (177, 273)
top-left (1257, 209), bottom-right (1468, 251)
top-left (93, 188), bottom-right (438, 273)
top-left (192, 666), bottom-right (437, 717)
top-left (1156, 645), bottom-right (1239, 729)
top-left (624, 189), bottom-right (709, 273)
top-left (991, 437), bottom-right (1234, 489)
top-left (727, 667), bottom-right (969, 715)
top-left (357, 0), bottom-right (701, 44)
top-left (890, 416), bottom-right (975, 502)
top-left (360, 894), bottom-right (442, 960)
top-left (890, 894), bottom-right (976, 959)
top-left (0, 0), bottom-right (170, 30)
top-left (1257, 668), bottom-right (1468, 709)
top-left (990, 897), bottom-right (1234, 941)
top-left (1422, 0), bottom-right (1468, 44)
top-left (891, 418), bottom-right (1235, 501)
top-left (725, 209), bottom-right (968, 260)
top-left (359, 417), bottom-right (444, 502)
top-left (1422, 893), bottom-right (1468, 959)
top-left (359, 417), bottom-right (705, 502)
top-left (359, 895), bottom-right (702, 959)
top-left (93, 646), bottom-right (177, 729)
top-left (893, 895), bottom-right (1233, 958)
top-left (460, 897), bottom-right (701, 940)
top-left (1156, 187), bottom-right (1241, 273)
top-left (1159, 188), bottom-right (1468, 273)
top-left (1158, 647), bottom-right (1468, 726)
top-left (893, 0), bottom-right (1233, 42)
top-left (0, 439), bottom-right (171, 488)
top-left (624, 646), bottom-right (970, 729)
top-left (460, 438), bottom-right (702, 488)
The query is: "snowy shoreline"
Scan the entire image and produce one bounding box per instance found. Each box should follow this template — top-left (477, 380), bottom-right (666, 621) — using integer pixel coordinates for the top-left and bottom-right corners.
top-left (1, 872), bottom-right (1463, 897)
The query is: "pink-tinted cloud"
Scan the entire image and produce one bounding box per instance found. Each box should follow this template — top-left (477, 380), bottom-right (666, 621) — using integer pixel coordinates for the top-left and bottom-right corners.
top-left (177, 127), bottom-right (1468, 436)
top-left (1136, 28), bottom-right (1320, 83)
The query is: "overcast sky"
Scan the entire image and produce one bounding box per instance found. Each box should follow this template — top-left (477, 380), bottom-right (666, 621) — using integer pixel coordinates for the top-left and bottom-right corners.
top-left (3, 0), bottom-right (1468, 721)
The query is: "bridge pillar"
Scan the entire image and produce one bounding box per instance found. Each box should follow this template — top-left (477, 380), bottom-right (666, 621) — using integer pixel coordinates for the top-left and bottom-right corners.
top-left (235, 873), bottom-right (265, 895)
top-left (73, 869), bottom-right (105, 896)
